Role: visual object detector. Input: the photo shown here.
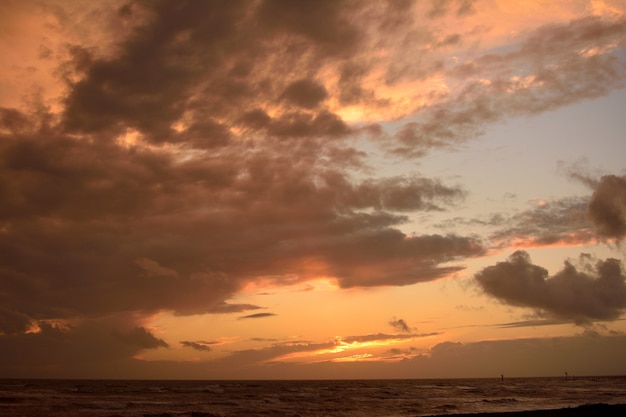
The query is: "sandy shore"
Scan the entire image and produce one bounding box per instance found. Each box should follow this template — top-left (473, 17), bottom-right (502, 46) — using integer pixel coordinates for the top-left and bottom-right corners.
top-left (427, 403), bottom-right (626, 416)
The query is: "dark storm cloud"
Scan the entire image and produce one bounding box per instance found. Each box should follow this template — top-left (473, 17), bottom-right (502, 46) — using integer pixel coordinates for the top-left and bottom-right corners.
top-left (238, 313), bottom-right (277, 320)
top-left (389, 317), bottom-right (412, 333)
top-left (475, 251), bottom-right (626, 323)
top-left (0, 318), bottom-right (167, 377)
top-left (62, 1), bottom-right (252, 139)
top-left (0, 105), bottom-right (483, 334)
top-left (60, 0), bottom-right (363, 144)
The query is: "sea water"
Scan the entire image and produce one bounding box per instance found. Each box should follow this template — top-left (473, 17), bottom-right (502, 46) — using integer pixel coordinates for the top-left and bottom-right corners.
top-left (1, 377), bottom-right (626, 417)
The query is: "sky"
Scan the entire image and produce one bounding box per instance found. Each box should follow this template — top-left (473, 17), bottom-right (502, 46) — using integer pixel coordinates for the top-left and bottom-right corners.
top-left (1, 0), bottom-right (626, 380)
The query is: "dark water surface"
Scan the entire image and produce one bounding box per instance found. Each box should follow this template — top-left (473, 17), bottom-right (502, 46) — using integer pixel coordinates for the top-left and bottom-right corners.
top-left (1, 377), bottom-right (626, 417)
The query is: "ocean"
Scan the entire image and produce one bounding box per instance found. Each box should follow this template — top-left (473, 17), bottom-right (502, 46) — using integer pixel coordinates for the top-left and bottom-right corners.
top-left (1, 377), bottom-right (625, 417)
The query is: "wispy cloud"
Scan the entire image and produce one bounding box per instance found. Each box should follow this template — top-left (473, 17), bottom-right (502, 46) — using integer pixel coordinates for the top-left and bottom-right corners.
top-left (495, 319), bottom-right (568, 328)
top-left (180, 340), bottom-right (218, 352)
top-left (342, 332), bottom-right (439, 344)
top-left (238, 313), bottom-right (277, 320)
top-left (389, 317), bottom-right (412, 333)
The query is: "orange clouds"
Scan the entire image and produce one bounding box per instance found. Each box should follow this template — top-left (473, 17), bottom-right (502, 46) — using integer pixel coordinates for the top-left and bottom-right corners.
top-left (1, 0), bottom-right (626, 378)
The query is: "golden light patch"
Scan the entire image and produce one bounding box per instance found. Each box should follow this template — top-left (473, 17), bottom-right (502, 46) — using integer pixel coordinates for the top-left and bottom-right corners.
top-left (171, 120), bottom-right (188, 133)
top-left (579, 41), bottom-right (619, 58)
top-left (240, 275), bottom-right (339, 294)
top-left (505, 75), bottom-right (542, 94)
top-left (331, 353), bottom-right (374, 362)
top-left (25, 319), bottom-right (72, 334)
top-left (272, 335), bottom-right (422, 364)
top-left (115, 128), bottom-right (143, 148)
top-left (589, 0), bottom-right (626, 17)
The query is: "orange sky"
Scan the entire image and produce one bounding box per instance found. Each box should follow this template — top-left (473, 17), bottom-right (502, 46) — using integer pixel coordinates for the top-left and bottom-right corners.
top-left (1, 0), bottom-right (626, 379)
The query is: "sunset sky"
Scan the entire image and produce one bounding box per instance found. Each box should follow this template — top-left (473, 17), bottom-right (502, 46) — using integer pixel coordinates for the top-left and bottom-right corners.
top-left (1, 0), bottom-right (626, 380)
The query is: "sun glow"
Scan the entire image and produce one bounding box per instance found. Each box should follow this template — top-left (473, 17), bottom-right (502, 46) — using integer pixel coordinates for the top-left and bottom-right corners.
top-left (115, 128), bottom-right (143, 148)
top-left (241, 276), bottom-right (340, 294)
top-left (272, 335), bottom-right (424, 364)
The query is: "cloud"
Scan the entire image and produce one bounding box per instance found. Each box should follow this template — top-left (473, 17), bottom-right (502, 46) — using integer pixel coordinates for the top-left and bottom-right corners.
top-left (238, 313), bottom-right (277, 320)
top-left (180, 340), bottom-right (216, 352)
top-left (449, 174), bottom-right (625, 249)
top-left (389, 317), bottom-right (412, 333)
top-left (281, 79), bottom-right (328, 109)
top-left (0, 107), bottom-right (484, 332)
top-left (0, 318), bottom-right (168, 378)
top-left (0, 308), bottom-right (33, 335)
top-left (328, 232), bottom-right (485, 288)
top-left (557, 167), bottom-right (626, 241)
top-left (495, 319), bottom-right (568, 328)
top-left (253, 335), bottom-right (626, 379)
top-left (115, 326), bottom-right (169, 349)
top-left (266, 110), bottom-right (351, 139)
top-left (391, 15), bottom-right (626, 156)
top-left (61, 1), bottom-right (252, 139)
top-left (255, 0), bottom-right (361, 57)
top-left (0, 4), bottom-right (619, 320)
top-left (587, 175), bottom-right (626, 240)
top-left (124, 334), bottom-right (626, 379)
top-left (427, 0), bottom-right (475, 19)
top-left (475, 251), bottom-right (626, 322)
top-left (455, 304), bottom-right (484, 312)
top-left (205, 340), bottom-right (338, 375)
top-left (209, 303), bottom-right (264, 314)
top-left (488, 197), bottom-right (594, 248)
top-left (342, 332), bottom-right (438, 344)
top-left (411, 335), bottom-right (626, 378)
top-left (1, 0), bottom-right (626, 378)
